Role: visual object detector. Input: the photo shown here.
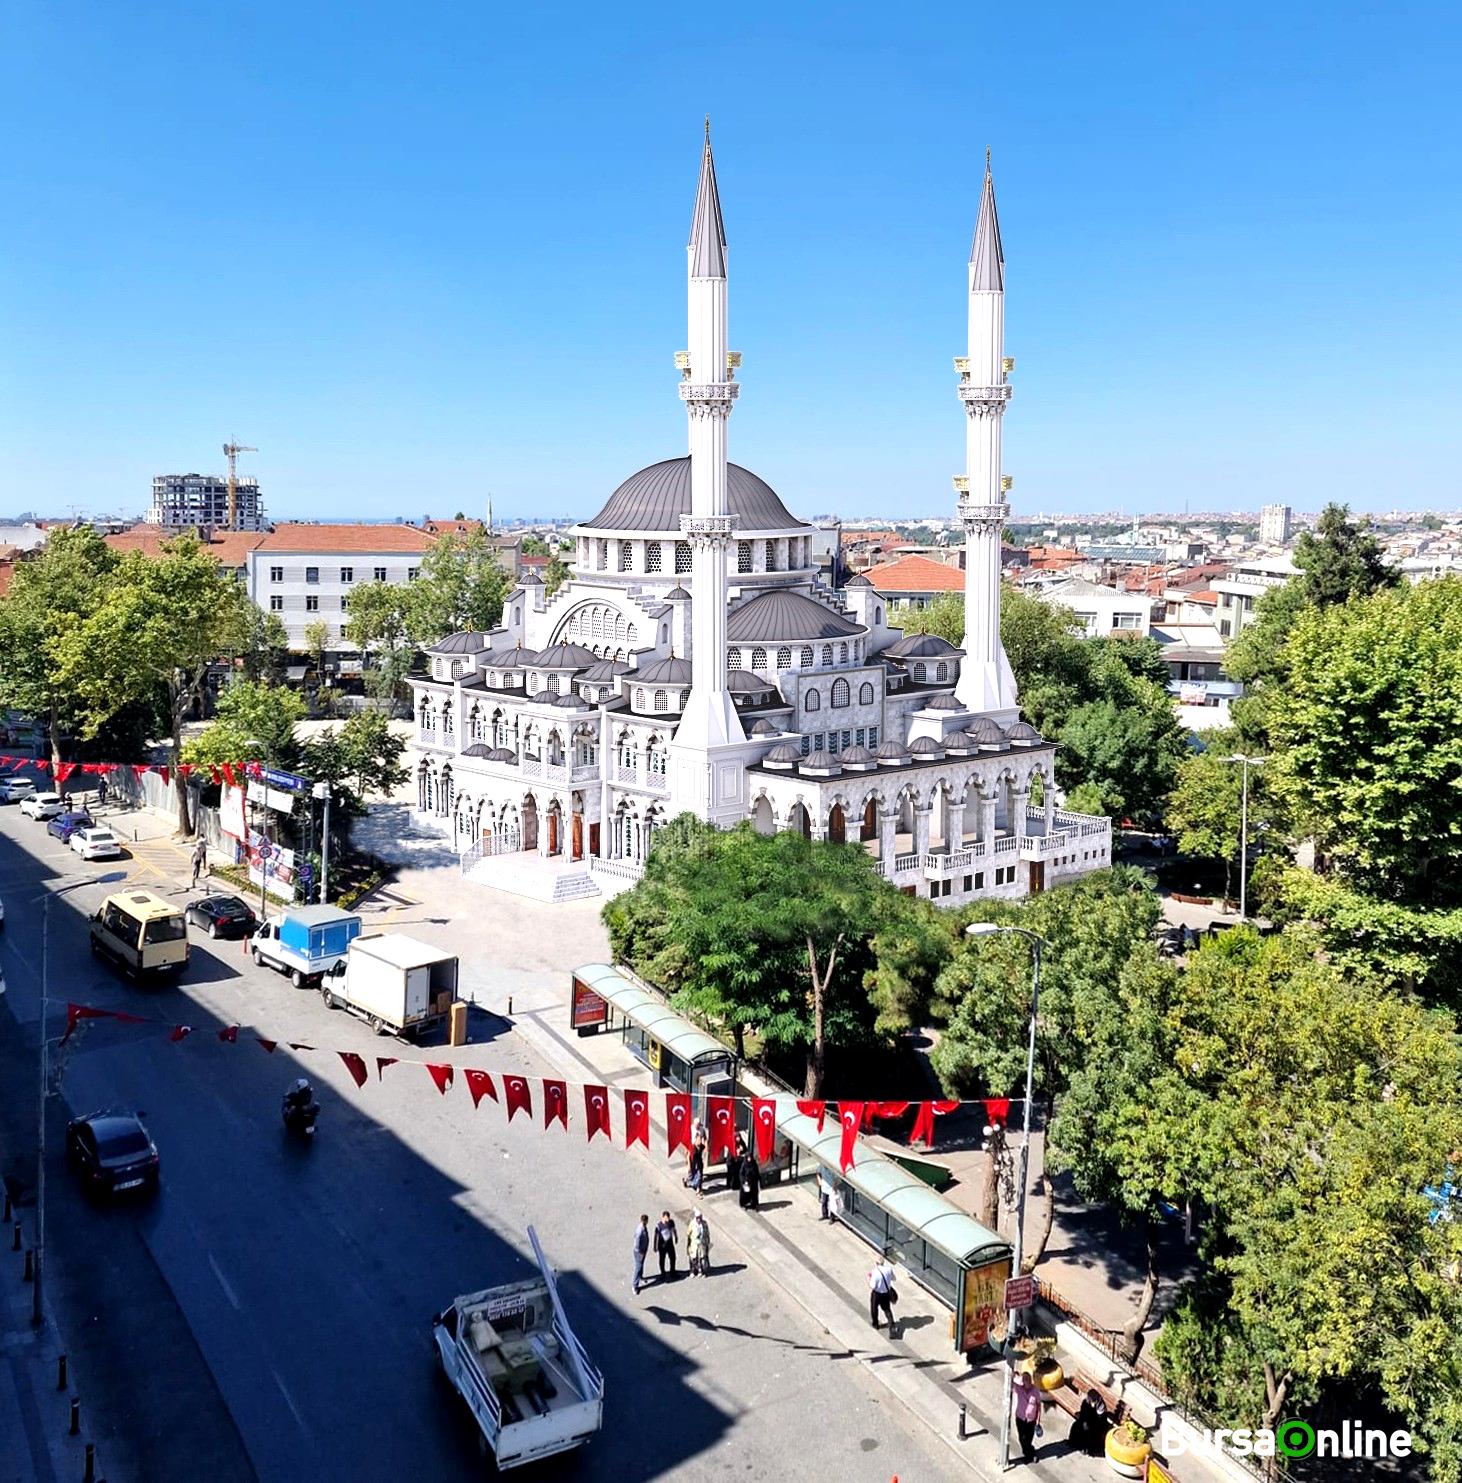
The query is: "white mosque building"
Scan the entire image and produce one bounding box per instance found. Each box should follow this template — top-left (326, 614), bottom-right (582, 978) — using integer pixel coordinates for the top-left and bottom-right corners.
top-left (408, 132), bottom-right (1111, 902)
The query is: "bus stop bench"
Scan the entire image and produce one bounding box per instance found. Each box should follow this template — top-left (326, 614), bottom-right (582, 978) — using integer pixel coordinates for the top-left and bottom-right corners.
top-left (1048, 1371), bottom-right (1127, 1427)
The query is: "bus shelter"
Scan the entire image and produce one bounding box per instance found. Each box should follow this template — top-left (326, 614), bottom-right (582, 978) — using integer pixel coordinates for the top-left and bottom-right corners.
top-left (771, 1096), bottom-right (1012, 1354)
top-left (570, 963), bottom-right (737, 1113)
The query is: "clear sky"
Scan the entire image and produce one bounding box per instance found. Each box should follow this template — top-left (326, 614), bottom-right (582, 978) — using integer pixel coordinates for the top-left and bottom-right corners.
top-left (2, 2), bottom-right (1458, 524)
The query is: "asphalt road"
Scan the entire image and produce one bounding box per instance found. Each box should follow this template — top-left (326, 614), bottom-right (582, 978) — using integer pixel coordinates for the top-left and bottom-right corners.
top-left (0, 803), bottom-right (950, 1482)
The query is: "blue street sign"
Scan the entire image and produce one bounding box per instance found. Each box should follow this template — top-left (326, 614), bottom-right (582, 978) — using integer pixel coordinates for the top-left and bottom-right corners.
top-left (263, 768), bottom-right (309, 793)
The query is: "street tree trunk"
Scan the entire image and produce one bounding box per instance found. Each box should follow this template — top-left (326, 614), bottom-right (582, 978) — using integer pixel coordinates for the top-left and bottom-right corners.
top-left (170, 677), bottom-right (192, 837)
top-left (1118, 1225), bottom-right (1160, 1363)
top-left (1261, 1364), bottom-right (1293, 1480)
top-left (1020, 1104), bottom-right (1056, 1273)
top-left (48, 699), bottom-right (62, 772)
top-left (802, 932), bottom-right (845, 1098)
top-left (977, 1122), bottom-right (1006, 1231)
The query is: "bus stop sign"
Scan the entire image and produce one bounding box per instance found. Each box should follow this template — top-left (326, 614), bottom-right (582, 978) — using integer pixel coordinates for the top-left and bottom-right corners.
top-left (1003, 1276), bottom-right (1038, 1310)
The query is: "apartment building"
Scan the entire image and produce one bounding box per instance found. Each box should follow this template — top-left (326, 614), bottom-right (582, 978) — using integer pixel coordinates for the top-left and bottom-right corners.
top-left (246, 524), bottom-right (436, 656)
top-left (149, 473), bottom-right (266, 532)
top-left (1259, 503), bottom-right (1293, 545)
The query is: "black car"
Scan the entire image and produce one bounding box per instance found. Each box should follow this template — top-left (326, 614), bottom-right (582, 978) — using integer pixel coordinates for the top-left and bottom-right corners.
top-left (65, 1112), bottom-right (159, 1196)
top-left (187, 894), bottom-right (259, 940)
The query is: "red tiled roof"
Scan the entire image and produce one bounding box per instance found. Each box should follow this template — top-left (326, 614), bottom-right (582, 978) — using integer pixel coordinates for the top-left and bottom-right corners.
top-left (256, 523), bottom-right (436, 554)
top-left (863, 554), bottom-right (966, 594)
top-left (105, 527), bottom-right (265, 567)
top-left (419, 517), bottom-right (483, 536)
top-left (1184, 590), bottom-right (1219, 605)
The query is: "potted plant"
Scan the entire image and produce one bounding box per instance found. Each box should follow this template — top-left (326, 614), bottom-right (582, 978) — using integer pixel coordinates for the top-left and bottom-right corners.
top-left (1104, 1418), bottom-right (1151, 1477)
top-left (1016, 1335), bottom-right (1065, 1393)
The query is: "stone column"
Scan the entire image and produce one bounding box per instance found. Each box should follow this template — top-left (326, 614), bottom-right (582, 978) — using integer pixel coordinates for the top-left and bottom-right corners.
top-left (912, 804), bottom-right (932, 859)
top-left (980, 796), bottom-right (998, 855)
top-left (879, 810), bottom-right (899, 861)
top-left (1012, 788), bottom-right (1029, 844)
top-left (1043, 777), bottom-right (1056, 837)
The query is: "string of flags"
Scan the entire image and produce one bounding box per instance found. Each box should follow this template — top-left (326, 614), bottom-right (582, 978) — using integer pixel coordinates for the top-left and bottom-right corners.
top-left (61, 1002), bottom-right (1017, 1172)
top-left (0, 754), bottom-right (266, 789)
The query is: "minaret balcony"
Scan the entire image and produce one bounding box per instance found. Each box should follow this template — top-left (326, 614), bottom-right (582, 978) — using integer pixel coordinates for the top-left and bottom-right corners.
top-left (678, 382), bottom-right (740, 405)
top-left (957, 383), bottom-right (1013, 405)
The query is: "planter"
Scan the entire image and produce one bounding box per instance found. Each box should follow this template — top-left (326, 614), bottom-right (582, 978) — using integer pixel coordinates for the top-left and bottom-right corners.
top-left (1020, 1356), bottom-right (1065, 1392)
top-left (1104, 1428), bottom-right (1152, 1478)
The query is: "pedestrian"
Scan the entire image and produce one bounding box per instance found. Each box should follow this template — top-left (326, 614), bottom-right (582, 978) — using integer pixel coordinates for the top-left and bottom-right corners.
top-left (726, 1130), bottom-right (746, 1192)
top-left (815, 1167), bottom-right (832, 1221)
top-left (191, 837), bottom-right (208, 889)
top-left (868, 1252), bottom-right (898, 1335)
top-left (687, 1209), bottom-right (711, 1277)
top-left (1012, 1368), bottom-right (1043, 1464)
top-left (683, 1139), bottom-right (704, 1193)
top-left (653, 1210), bottom-right (679, 1279)
top-left (632, 1214), bottom-right (650, 1295)
top-left (739, 1153), bottom-right (761, 1211)
top-left (97, 776), bottom-right (108, 808)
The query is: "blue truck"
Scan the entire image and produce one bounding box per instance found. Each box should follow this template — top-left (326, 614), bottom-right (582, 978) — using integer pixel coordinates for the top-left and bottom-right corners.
top-left (251, 905), bottom-right (362, 987)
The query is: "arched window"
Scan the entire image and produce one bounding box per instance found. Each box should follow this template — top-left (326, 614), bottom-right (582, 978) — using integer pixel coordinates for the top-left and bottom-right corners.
top-left (547, 731), bottom-right (565, 766)
top-left (805, 689), bottom-right (821, 713)
top-left (647, 736), bottom-right (666, 778)
top-left (646, 542), bottom-right (663, 573)
top-left (546, 673), bottom-right (560, 694)
top-left (679, 692), bottom-right (689, 709)
top-left (442, 706), bottom-right (454, 738)
top-left (635, 689), bottom-right (646, 710)
top-left (838, 642), bottom-right (849, 663)
top-left (617, 731), bottom-right (636, 769)
top-left (674, 542), bottom-right (691, 573)
top-left (859, 682), bottom-right (875, 705)
top-left (935, 661), bottom-right (948, 682)
top-left (875, 606), bottom-right (883, 623)
top-left (727, 648), bottom-right (742, 670)
top-left (618, 541), bottom-right (632, 572)
top-left (799, 646), bottom-right (814, 667)
top-left (737, 541), bottom-right (752, 573)
top-left (776, 646), bottom-right (792, 670)
top-left (913, 663), bottom-right (927, 682)
top-left (653, 689), bottom-right (667, 712)
top-left (764, 540), bottom-right (777, 571)
top-left (469, 706), bottom-right (483, 742)
top-left (820, 644), bottom-right (833, 666)
top-left (491, 709), bottom-right (505, 748)
top-left (751, 648), bottom-right (768, 670)
top-left (831, 678), bottom-right (850, 708)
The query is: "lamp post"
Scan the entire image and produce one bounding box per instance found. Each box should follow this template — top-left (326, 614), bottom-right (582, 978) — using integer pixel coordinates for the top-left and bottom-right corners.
top-left (312, 781), bottom-right (332, 906)
top-left (246, 738), bottom-right (273, 920)
top-left (1221, 754), bottom-right (1266, 921)
top-left (964, 921), bottom-right (1048, 1473)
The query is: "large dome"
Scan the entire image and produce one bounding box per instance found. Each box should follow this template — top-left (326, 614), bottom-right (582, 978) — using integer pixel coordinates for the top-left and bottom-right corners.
top-left (580, 457), bottom-right (806, 534)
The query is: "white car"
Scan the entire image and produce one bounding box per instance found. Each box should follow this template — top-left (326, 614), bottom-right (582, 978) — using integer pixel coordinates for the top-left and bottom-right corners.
top-left (71, 827), bottom-right (122, 861)
top-left (20, 791), bottom-right (64, 820)
top-left (0, 777), bottom-right (37, 803)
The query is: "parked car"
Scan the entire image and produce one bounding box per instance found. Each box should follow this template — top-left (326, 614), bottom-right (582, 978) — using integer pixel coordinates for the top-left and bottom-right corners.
top-left (70, 826), bottom-right (122, 861)
top-left (187, 894), bottom-right (258, 940)
top-left (19, 791), bottom-right (63, 820)
top-left (0, 777), bottom-right (37, 804)
top-left (65, 1111), bottom-right (160, 1196)
top-left (47, 809), bottom-right (94, 843)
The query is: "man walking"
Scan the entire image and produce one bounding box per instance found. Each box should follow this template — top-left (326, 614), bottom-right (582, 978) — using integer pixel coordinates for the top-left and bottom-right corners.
top-left (687, 1210), bottom-right (711, 1277)
top-left (1012, 1367), bottom-right (1043, 1464)
top-left (653, 1211), bottom-right (678, 1279)
top-left (632, 1214), bottom-right (650, 1296)
top-left (868, 1253), bottom-right (898, 1335)
top-left (191, 837), bottom-right (208, 889)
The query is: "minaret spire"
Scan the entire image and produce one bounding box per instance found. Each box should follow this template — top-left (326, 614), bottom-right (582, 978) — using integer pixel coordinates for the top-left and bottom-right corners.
top-left (969, 150), bottom-right (1004, 292)
top-left (689, 122), bottom-right (727, 279)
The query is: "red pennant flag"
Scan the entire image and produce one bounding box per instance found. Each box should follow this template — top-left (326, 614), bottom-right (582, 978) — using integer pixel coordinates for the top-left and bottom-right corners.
top-left (35, 759), bottom-right (51, 772)
top-left (170, 1025), bottom-right (192, 1042)
top-left (909, 1099), bottom-right (963, 1149)
top-left (208, 766), bottom-right (222, 786)
top-left (376, 1056), bottom-right (399, 1081)
top-left (61, 1004), bottom-right (143, 1041)
top-left (751, 1097), bottom-right (777, 1164)
top-left (55, 762), bottom-right (77, 784)
top-left (256, 1038), bottom-right (277, 1054)
top-left (464, 1069), bottom-right (497, 1109)
top-left (796, 1099), bottom-right (828, 1132)
top-left (873, 1101), bottom-right (911, 1119)
top-left (426, 1063), bottom-right (454, 1096)
top-left (80, 763), bottom-right (98, 776)
top-left (159, 766), bottom-right (171, 787)
top-left (665, 1092), bottom-right (692, 1155)
top-left (288, 1042), bottom-right (315, 1051)
top-left (708, 1096), bottom-right (736, 1162)
top-left (217, 1025), bottom-right (239, 1043)
top-left (543, 1079), bottom-right (568, 1129)
top-left (220, 762), bottom-right (237, 788)
top-left (983, 1098), bottom-right (1011, 1127)
top-left (583, 1085), bottom-right (610, 1143)
top-left (839, 1102), bottom-right (865, 1172)
top-left (131, 764), bottom-right (148, 780)
top-left (178, 763), bottom-right (193, 780)
top-left (503, 1074), bottom-right (532, 1122)
top-left (624, 1089), bottom-right (650, 1149)
top-left (338, 1051), bottom-right (368, 1088)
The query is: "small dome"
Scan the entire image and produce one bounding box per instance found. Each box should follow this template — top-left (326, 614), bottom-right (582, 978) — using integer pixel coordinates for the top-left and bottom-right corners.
top-left (763, 743), bottom-right (801, 769)
top-left (664, 585), bottom-right (690, 600)
top-left (482, 644), bottom-right (538, 669)
top-left (838, 745), bottom-right (877, 770)
top-left (532, 642), bottom-right (599, 669)
top-left (726, 670), bottom-right (777, 695)
top-left (428, 630), bottom-right (490, 655)
top-left (460, 742), bottom-right (492, 758)
top-left (750, 718), bottom-right (780, 737)
top-left (799, 758), bottom-right (841, 777)
top-left (942, 731), bottom-right (979, 753)
top-left (550, 691), bottom-right (588, 708)
top-left (875, 740), bottom-right (912, 766)
top-left (883, 632), bottom-right (963, 659)
top-left (844, 573), bottom-right (872, 588)
top-left (923, 694), bottom-right (965, 712)
top-left (909, 736), bottom-right (945, 758)
top-left (1006, 721), bottom-right (1043, 744)
top-left (726, 590), bottom-right (864, 643)
top-left (635, 655), bottom-right (693, 685)
top-left (518, 568), bottom-right (542, 585)
top-left (485, 747), bottom-right (518, 762)
top-left (580, 658), bottom-right (630, 682)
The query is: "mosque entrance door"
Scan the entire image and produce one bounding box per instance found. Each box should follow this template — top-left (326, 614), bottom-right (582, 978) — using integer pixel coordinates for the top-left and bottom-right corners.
top-left (572, 814), bottom-right (583, 860)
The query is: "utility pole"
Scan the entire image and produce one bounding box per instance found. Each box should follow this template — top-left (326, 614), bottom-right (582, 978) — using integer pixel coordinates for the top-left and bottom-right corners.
top-left (313, 781), bottom-right (332, 905)
top-left (222, 440), bottom-right (257, 531)
top-left (1223, 753), bottom-right (1266, 920)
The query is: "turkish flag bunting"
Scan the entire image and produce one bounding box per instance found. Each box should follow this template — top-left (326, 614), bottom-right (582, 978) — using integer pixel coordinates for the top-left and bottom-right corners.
top-left (256, 1038), bottom-right (277, 1054)
top-left (178, 764), bottom-right (193, 779)
top-left (464, 1069), bottom-right (497, 1108)
top-left (708, 1096), bottom-right (736, 1162)
top-left (62, 1004), bottom-right (144, 1041)
top-left (80, 763), bottom-right (98, 775)
top-left (220, 762), bottom-right (237, 788)
top-left (839, 1101), bottom-right (865, 1173)
top-left (543, 1079), bottom-right (568, 1129)
top-left (909, 1099), bottom-right (963, 1149)
top-left (503, 1075), bottom-right (532, 1122)
top-left (584, 1085), bottom-right (611, 1142)
top-left (376, 1056), bottom-right (399, 1081)
top-left (159, 766), bottom-right (170, 787)
top-left (208, 767), bottom-right (222, 786)
top-left (983, 1098), bottom-right (1011, 1126)
top-left (873, 1101), bottom-right (911, 1119)
top-left (624, 1089), bottom-right (650, 1148)
top-left (170, 1025), bottom-right (192, 1042)
top-left (795, 1099), bottom-right (827, 1132)
top-left (665, 1092), bottom-right (692, 1155)
top-left (131, 765), bottom-right (149, 780)
top-left (217, 1025), bottom-right (239, 1043)
top-left (55, 762), bottom-right (76, 784)
top-left (751, 1097), bottom-right (777, 1163)
top-left (338, 1051), bottom-right (368, 1088)
top-left (35, 759), bottom-right (51, 771)
top-left (425, 1063), bottom-right (454, 1096)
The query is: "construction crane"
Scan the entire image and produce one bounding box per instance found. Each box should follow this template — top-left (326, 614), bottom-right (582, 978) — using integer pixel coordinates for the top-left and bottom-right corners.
top-left (223, 440), bottom-right (257, 530)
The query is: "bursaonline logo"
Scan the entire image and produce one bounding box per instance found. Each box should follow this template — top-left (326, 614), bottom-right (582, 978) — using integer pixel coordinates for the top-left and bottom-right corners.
top-left (1164, 1419), bottom-right (1413, 1461)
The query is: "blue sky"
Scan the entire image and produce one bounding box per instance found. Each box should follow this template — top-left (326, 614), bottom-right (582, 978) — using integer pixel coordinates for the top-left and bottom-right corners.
top-left (2, 2), bottom-right (1458, 523)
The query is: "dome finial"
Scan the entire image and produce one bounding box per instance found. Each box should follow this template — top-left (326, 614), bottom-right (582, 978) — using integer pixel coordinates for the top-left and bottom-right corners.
top-left (705, 113), bottom-right (711, 143)
top-left (985, 144), bottom-right (991, 174)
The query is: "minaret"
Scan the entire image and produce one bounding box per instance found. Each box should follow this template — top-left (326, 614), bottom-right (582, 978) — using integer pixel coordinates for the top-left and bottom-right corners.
top-left (954, 150), bottom-right (1019, 717)
top-left (673, 121), bottom-right (745, 754)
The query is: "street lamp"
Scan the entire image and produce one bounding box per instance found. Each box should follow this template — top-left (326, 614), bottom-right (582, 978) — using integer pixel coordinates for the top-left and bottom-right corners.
top-left (1221, 754), bottom-right (1266, 921)
top-left (964, 920), bottom-right (1048, 1473)
top-left (246, 738), bottom-right (273, 921)
top-left (35, 872), bottom-right (124, 1326)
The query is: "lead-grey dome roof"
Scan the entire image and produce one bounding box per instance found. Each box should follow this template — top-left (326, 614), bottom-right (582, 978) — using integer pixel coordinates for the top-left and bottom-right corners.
top-left (531, 642), bottom-right (599, 669)
top-left (726, 591), bottom-right (864, 643)
top-left (581, 457), bottom-right (807, 534)
top-left (428, 630), bottom-right (490, 655)
top-left (883, 633), bottom-right (963, 659)
top-left (636, 655), bottom-right (692, 684)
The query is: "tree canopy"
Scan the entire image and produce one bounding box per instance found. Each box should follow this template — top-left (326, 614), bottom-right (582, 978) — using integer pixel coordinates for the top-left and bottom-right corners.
top-left (182, 681), bottom-right (305, 771)
top-left (407, 528), bottom-right (510, 643)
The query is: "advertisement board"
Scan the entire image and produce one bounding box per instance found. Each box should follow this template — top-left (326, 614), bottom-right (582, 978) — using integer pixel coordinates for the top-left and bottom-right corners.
top-left (244, 831), bottom-right (297, 902)
top-left (957, 1255), bottom-right (1012, 1353)
top-left (570, 975), bottom-right (608, 1033)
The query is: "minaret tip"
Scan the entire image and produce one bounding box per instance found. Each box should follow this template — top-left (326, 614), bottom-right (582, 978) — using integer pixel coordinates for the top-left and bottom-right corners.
top-left (985, 145), bottom-right (991, 173)
top-left (689, 121), bottom-right (727, 278)
top-left (969, 155), bottom-right (1004, 291)
top-left (705, 114), bottom-right (711, 143)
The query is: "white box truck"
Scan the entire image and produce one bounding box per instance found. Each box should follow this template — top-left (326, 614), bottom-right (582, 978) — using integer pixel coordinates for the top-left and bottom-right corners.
top-left (320, 933), bottom-right (458, 1038)
top-left (432, 1226), bottom-right (604, 1470)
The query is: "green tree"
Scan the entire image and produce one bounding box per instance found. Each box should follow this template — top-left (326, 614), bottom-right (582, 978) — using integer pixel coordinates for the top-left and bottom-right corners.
top-left (302, 620), bottom-right (330, 679)
top-left (407, 528), bottom-right (510, 642)
top-left (543, 555), bottom-right (570, 598)
top-left (343, 582), bottom-right (415, 706)
top-left (520, 535), bottom-right (550, 556)
top-left (183, 681), bottom-right (305, 771)
top-left (1165, 731), bottom-right (1272, 897)
top-left (299, 708), bottom-right (408, 806)
top-left (1293, 501), bottom-right (1398, 608)
top-left (1058, 688), bottom-right (1186, 826)
top-left (891, 593), bottom-right (964, 647)
top-left (239, 605), bottom-right (289, 685)
top-left (0, 526), bottom-right (120, 768)
top-left (55, 534), bottom-right (254, 833)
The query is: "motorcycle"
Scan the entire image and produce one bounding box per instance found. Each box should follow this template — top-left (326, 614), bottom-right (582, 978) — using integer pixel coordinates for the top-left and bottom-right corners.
top-left (282, 1092), bottom-right (320, 1139)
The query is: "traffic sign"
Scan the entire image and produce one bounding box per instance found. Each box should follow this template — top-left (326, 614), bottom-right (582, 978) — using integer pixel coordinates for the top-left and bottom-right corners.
top-left (1003, 1275), bottom-right (1038, 1310)
top-left (263, 768), bottom-right (308, 793)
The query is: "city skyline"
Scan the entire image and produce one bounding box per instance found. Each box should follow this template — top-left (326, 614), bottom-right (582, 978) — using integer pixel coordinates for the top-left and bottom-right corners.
top-left (2, 5), bottom-right (1459, 522)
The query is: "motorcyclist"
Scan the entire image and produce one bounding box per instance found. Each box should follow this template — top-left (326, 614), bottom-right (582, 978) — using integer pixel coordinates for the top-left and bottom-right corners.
top-left (283, 1078), bottom-right (316, 1117)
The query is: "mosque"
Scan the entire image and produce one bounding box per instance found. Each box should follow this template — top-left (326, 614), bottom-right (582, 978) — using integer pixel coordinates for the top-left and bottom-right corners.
top-left (408, 131), bottom-right (1111, 902)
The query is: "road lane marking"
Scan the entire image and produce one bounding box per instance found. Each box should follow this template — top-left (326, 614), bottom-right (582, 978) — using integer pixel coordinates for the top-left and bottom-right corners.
top-left (270, 1367), bottom-right (309, 1435)
top-left (207, 1251), bottom-right (242, 1312)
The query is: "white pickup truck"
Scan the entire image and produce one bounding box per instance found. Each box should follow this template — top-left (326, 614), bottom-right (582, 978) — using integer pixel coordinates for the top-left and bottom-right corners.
top-left (432, 1227), bottom-right (604, 1470)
